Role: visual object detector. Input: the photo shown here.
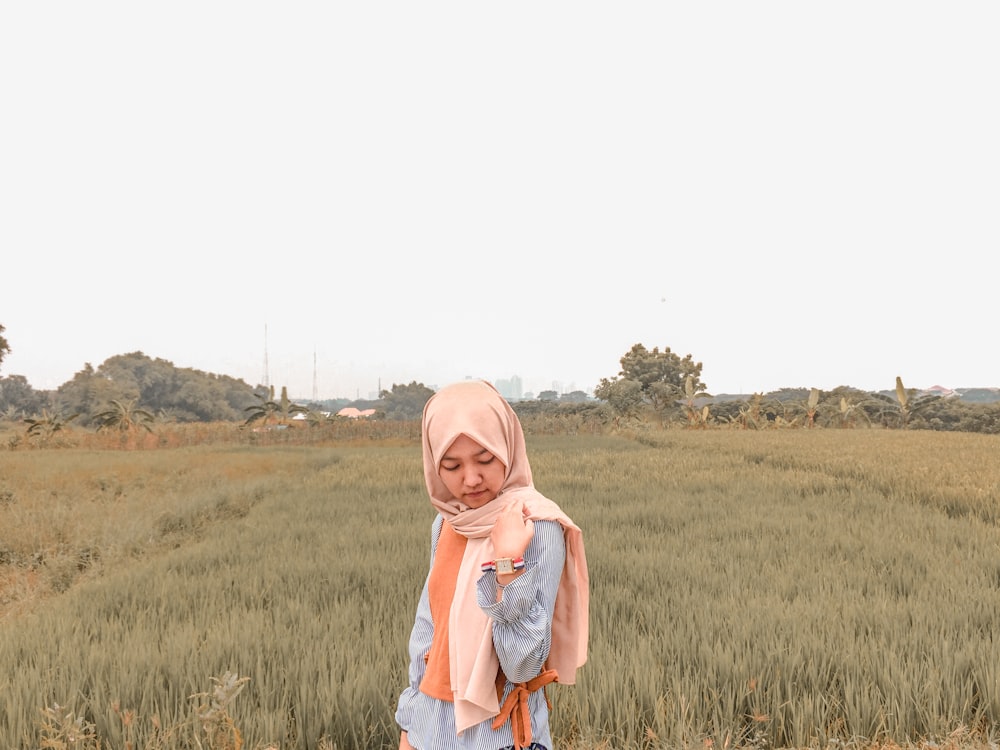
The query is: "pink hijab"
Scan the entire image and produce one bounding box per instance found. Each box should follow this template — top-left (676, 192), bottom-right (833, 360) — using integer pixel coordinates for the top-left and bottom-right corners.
top-left (421, 380), bottom-right (589, 734)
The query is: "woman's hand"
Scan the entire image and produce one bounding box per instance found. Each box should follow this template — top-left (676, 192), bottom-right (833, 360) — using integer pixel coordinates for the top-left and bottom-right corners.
top-left (491, 498), bottom-right (534, 561)
top-left (399, 730), bottom-right (414, 750)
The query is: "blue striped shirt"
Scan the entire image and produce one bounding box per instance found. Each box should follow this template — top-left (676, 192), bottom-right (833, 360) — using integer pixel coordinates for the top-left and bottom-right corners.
top-left (396, 517), bottom-right (566, 750)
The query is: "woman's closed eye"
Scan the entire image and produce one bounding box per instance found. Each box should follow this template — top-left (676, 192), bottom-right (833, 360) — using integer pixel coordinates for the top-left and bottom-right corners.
top-left (441, 455), bottom-right (495, 471)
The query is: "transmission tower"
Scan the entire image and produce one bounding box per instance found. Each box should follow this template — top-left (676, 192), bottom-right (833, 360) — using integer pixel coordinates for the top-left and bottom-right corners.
top-left (262, 324), bottom-right (270, 390)
top-left (312, 349), bottom-right (318, 402)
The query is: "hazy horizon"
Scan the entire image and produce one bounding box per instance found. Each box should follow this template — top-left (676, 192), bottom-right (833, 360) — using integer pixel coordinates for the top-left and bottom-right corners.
top-left (3, 3), bottom-right (997, 399)
top-left (3, 343), bottom-right (996, 404)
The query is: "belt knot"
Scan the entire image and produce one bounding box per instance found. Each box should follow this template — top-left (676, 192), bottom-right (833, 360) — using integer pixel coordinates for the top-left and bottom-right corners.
top-left (491, 669), bottom-right (558, 750)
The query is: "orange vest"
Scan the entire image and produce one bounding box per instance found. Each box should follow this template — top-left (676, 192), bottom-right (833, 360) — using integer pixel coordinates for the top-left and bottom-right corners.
top-left (419, 521), bottom-right (467, 701)
top-left (419, 520), bottom-right (559, 748)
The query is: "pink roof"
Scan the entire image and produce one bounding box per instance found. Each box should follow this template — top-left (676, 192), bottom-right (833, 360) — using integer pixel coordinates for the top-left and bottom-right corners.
top-left (337, 407), bottom-right (377, 418)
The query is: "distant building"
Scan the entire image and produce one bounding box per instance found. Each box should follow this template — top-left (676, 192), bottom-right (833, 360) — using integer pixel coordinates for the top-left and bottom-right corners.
top-left (925, 385), bottom-right (958, 398)
top-left (494, 376), bottom-right (524, 401)
top-left (337, 407), bottom-right (377, 419)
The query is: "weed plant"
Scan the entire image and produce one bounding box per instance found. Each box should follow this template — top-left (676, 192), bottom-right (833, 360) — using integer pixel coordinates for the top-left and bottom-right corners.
top-left (1, 430), bottom-right (999, 749)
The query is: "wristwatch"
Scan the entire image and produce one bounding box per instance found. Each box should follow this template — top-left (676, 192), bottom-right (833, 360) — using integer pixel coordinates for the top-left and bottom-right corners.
top-left (481, 557), bottom-right (526, 575)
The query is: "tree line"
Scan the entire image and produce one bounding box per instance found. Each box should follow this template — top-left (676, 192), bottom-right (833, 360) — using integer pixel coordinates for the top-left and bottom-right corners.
top-left (593, 343), bottom-right (1000, 433)
top-left (1, 327), bottom-right (999, 438)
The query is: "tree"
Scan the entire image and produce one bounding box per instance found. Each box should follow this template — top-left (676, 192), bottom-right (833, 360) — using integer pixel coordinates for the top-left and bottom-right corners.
top-left (57, 363), bottom-right (126, 427)
top-left (0, 323), bottom-right (9, 373)
top-left (57, 353), bottom-right (258, 424)
top-left (593, 378), bottom-right (645, 423)
top-left (621, 344), bottom-right (703, 393)
top-left (95, 352), bottom-right (255, 421)
top-left (595, 343), bottom-right (706, 419)
top-left (380, 381), bottom-right (435, 420)
top-left (0, 374), bottom-right (48, 417)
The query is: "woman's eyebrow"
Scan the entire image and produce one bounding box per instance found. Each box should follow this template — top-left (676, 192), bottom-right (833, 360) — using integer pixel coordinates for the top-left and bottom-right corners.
top-left (441, 446), bottom-right (492, 461)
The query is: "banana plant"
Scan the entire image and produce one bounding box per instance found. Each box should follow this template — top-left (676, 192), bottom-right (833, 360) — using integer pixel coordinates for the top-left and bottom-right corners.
top-left (895, 376), bottom-right (911, 423)
top-left (806, 388), bottom-right (820, 428)
top-left (92, 399), bottom-right (155, 434)
top-left (737, 393), bottom-right (766, 429)
top-left (837, 395), bottom-right (873, 428)
top-left (24, 409), bottom-right (79, 444)
top-left (243, 385), bottom-right (306, 428)
top-left (682, 375), bottom-right (712, 426)
top-left (871, 376), bottom-right (941, 428)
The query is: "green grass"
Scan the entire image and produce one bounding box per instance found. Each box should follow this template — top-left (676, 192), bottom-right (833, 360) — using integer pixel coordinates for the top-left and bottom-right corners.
top-left (1, 430), bottom-right (1000, 749)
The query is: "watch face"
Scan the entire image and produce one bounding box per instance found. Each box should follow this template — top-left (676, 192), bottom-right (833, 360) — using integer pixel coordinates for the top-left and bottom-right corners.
top-left (495, 558), bottom-right (514, 575)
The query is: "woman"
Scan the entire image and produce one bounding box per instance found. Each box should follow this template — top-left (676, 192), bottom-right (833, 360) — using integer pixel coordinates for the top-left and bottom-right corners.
top-left (395, 380), bottom-right (589, 750)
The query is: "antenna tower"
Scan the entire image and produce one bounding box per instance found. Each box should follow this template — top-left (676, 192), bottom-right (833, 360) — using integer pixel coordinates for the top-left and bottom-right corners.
top-left (262, 324), bottom-right (270, 390)
top-left (312, 349), bottom-right (318, 402)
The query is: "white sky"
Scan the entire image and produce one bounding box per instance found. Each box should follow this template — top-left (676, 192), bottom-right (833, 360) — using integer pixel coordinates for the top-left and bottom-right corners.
top-left (2, 2), bottom-right (997, 400)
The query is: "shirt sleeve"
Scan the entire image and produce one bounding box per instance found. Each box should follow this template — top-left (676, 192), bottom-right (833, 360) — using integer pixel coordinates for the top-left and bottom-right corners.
top-left (476, 520), bottom-right (566, 684)
top-left (395, 516), bottom-right (442, 731)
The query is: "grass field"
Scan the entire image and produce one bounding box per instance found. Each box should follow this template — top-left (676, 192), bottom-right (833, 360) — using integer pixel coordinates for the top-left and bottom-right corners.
top-left (1, 427), bottom-right (999, 749)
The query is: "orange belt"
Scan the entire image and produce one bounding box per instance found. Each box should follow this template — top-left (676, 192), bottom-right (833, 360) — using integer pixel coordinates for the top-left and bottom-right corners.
top-left (492, 669), bottom-right (559, 750)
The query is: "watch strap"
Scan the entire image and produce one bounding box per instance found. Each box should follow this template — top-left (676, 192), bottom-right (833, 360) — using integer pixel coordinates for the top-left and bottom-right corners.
top-left (481, 556), bottom-right (525, 574)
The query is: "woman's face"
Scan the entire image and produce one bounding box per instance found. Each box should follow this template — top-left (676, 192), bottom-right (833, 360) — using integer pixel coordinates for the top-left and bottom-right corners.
top-left (437, 433), bottom-right (506, 509)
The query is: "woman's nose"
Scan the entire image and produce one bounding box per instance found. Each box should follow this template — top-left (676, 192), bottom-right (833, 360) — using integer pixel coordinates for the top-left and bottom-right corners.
top-left (463, 467), bottom-right (482, 486)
